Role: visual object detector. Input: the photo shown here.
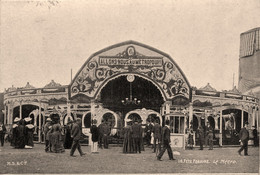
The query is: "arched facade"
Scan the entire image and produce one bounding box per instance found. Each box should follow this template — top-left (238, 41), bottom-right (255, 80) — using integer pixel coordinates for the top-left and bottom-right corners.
top-left (2, 41), bottom-right (259, 147)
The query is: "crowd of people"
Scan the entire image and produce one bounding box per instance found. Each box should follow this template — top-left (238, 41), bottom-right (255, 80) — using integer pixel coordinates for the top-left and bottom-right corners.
top-left (0, 114), bottom-right (258, 160)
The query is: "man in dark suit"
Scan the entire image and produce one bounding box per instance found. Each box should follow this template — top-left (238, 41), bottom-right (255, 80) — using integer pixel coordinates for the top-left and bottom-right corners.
top-left (131, 120), bottom-right (142, 153)
top-left (152, 119), bottom-right (161, 153)
top-left (70, 118), bottom-right (85, 157)
top-left (103, 121), bottom-right (110, 149)
top-left (157, 120), bottom-right (175, 161)
top-left (98, 120), bottom-right (105, 149)
top-left (238, 122), bottom-right (249, 156)
top-left (197, 126), bottom-right (204, 150)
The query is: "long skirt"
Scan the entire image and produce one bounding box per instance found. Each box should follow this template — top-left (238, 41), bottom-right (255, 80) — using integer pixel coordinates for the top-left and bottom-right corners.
top-left (123, 136), bottom-right (134, 153)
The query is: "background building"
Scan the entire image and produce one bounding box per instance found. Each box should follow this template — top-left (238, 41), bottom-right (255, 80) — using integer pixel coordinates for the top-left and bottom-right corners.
top-left (238, 27), bottom-right (260, 128)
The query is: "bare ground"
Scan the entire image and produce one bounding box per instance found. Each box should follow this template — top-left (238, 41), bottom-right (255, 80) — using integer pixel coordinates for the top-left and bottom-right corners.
top-left (0, 143), bottom-right (259, 174)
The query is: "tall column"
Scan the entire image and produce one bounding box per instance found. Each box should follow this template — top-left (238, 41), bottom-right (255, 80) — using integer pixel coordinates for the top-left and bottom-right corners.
top-left (4, 105), bottom-right (7, 125)
top-left (165, 101), bottom-right (171, 121)
top-left (38, 102), bottom-right (42, 143)
top-left (19, 100), bottom-right (22, 119)
top-left (90, 99), bottom-right (96, 124)
top-left (189, 103), bottom-right (193, 128)
top-left (257, 108), bottom-right (259, 129)
top-left (219, 109), bottom-right (223, 147)
top-left (241, 109), bottom-right (244, 128)
top-left (7, 103), bottom-right (10, 124)
top-left (10, 104), bottom-right (13, 124)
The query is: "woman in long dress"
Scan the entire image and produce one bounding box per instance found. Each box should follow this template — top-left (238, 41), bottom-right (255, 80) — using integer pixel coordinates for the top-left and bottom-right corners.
top-left (123, 121), bottom-right (133, 153)
top-left (51, 122), bottom-right (63, 153)
top-left (11, 117), bottom-right (20, 148)
top-left (24, 117), bottom-right (35, 148)
top-left (16, 119), bottom-right (26, 149)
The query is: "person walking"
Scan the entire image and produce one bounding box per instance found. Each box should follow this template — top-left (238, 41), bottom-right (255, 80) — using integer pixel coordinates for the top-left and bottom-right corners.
top-left (238, 122), bottom-right (249, 156)
top-left (70, 118), bottom-right (85, 157)
top-left (131, 120), bottom-right (142, 153)
top-left (157, 120), bottom-right (175, 161)
top-left (197, 126), bottom-right (204, 150)
top-left (0, 121), bottom-right (7, 147)
top-left (152, 119), bottom-right (161, 153)
top-left (90, 119), bottom-right (99, 153)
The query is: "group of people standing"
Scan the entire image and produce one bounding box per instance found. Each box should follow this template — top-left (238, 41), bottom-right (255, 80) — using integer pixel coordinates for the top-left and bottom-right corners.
top-left (122, 118), bottom-right (175, 161)
top-left (43, 115), bottom-right (65, 153)
top-left (9, 117), bottom-right (35, 149)
top-left (197, 122), bottom-right (214, 150)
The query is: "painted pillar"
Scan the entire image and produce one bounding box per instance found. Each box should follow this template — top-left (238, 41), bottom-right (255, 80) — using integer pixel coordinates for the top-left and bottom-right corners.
top-left (19, 100), bottom-right (22, 119)
top-left (67, 100), bottom-right (71, 119)
top-left (10, 104), bottom-right (13, 124)
top-left (38, 102), bottom-right (42, 143)
top-left (7, 103), bottom-right (10, 124)
top-left (241, 109), bottom-right (244, 128)
top-left (219, 109), bottom-right (223, 147)
top-left (189, 103), bottom-right (193, 128)
top-left (165, 101), bottom-right (171, 121)
top-left (257, 107), bottom-right (259, 129)
top-left (90, 99), bottom-right (95, 122)
top-left (4, 105), bottom-right (7, 125)
top-left (252, 107), bottom-right (255, 127)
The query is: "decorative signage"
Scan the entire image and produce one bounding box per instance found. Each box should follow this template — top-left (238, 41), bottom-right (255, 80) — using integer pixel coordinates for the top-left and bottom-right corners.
top-left (99, 46), bottom-right (163, 67)
top-left (99, 57), bottom-right (163, 67)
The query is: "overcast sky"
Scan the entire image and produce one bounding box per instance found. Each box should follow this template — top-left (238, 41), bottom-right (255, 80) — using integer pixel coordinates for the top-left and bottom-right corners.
top-left (1, 0), bottom-right (259, 92)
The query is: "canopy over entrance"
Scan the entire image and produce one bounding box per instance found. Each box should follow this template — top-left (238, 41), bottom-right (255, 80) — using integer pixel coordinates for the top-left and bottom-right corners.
top-left (69, 41), bottom-right (191, 102)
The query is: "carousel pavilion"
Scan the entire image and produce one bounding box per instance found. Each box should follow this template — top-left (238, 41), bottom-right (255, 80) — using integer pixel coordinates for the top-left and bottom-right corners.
top-left (2, 32), bottom-right (259, 148)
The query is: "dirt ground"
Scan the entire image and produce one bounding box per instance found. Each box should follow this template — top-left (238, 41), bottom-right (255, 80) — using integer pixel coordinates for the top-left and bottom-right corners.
top-left (0, 143), bottom-right (259, 174)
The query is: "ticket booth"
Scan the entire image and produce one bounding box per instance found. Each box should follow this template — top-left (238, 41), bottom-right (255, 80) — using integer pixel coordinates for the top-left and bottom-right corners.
top-left (165, 113), bottom-right (186, 149)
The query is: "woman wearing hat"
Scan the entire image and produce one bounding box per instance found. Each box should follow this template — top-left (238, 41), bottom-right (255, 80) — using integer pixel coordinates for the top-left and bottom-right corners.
top-left (24, 117), bottom-right (34, 148)
top-left (122, 119), bottom-right (134, 153)
top-left (90, 119), bottom-right (99, 153)
top-left (11, 117), bottom-right (20, 148)
top-left (16, 119), bottom-right (26, 149)
top-left (43, 118), bottom-right (53, 152)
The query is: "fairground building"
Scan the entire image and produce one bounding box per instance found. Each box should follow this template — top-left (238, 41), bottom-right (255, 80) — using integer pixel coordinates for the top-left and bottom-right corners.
top-left (1, 28), bottom-right (259, 148)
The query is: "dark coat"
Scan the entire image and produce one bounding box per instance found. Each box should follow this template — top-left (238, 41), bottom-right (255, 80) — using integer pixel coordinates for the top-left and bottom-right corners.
top-left (90, 125), bottom-right (99, 142)
top-left (239, 127), bottom-right (249, 142)
top-left (0, 123), bottom-right (6, 134)
top-left (197, 127), bottom-right (204, 141)
top-left (71, 123), bottom-right (81, 141)
top-left (162, 125), bottom-right (171, 143)
top-left (131, 123), bottom-right (142, 138)
top-left (152, 123), bottom-right (162, 139)
top-left (102, 123), bottom-right (110, 136)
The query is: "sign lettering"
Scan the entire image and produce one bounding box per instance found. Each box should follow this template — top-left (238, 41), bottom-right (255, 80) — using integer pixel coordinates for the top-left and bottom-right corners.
top-left (99, 57), bottom-right (163, 67)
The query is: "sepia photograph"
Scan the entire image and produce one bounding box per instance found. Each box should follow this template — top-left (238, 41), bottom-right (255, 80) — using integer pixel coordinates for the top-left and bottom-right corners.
top-left (0, 0), bottom-right (259, 174)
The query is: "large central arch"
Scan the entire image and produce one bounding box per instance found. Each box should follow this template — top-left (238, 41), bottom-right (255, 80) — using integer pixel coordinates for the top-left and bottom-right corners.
top-left (69, 41), bottom-right (191, 102)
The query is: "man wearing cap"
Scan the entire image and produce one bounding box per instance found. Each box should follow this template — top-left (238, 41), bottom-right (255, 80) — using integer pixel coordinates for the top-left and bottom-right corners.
top-left (70, 118), bottom-right (85, 157)
top-left (43, 118), bottom-right (52, 152)
top-left (238, 122), bottom-right (250, 156)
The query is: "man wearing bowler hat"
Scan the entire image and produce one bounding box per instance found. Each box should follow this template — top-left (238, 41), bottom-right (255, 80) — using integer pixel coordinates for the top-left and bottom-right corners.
top-left (238, 122), bottom-right (249, 156)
